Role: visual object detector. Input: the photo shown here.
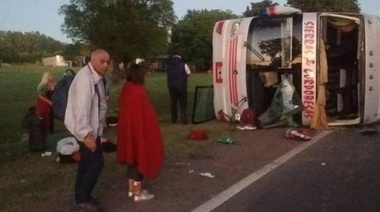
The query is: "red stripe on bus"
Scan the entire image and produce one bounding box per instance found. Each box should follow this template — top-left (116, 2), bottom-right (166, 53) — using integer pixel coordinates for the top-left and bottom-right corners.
top-left (233, 36), bottom-right (238, 106)
top-left (231, 37), bottom-right (235, 106)
top-left (229, 38), bottom-right (233, 105)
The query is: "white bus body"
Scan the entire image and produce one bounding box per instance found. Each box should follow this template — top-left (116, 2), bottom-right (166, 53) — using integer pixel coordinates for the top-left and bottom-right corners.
top-left (212, 8), bottom-right (380, 127)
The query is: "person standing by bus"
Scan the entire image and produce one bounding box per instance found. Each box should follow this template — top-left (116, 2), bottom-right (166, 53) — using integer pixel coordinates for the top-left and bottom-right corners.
top-left (166, 54), bottom-right (191, 124)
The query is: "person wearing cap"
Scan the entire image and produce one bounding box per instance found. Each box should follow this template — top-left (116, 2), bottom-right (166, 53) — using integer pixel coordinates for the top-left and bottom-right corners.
top-left (166, 54), bottom-right (191, 124)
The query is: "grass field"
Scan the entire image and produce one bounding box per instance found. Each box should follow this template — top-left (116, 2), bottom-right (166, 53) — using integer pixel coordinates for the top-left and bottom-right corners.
top-left (0, 66), bottom-right (234, 211)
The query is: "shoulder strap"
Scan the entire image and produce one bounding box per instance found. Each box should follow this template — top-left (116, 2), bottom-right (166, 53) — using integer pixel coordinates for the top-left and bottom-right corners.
top-left (65, 69), bottom-right (76, 76)
top-left (87, 64), bottom-right (102, 113)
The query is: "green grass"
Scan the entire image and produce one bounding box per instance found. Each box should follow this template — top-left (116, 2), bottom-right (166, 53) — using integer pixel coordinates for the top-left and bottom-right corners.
top-left (0, 65), bottom-right (235, 211)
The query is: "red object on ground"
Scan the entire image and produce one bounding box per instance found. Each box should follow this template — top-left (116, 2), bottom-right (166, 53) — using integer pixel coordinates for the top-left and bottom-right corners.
top-left (188, 130), bottom-right (208, 140)
top-left (298, 128), bottom-right (311, 136)
top-left (285, 128), bottom-right (312, 141)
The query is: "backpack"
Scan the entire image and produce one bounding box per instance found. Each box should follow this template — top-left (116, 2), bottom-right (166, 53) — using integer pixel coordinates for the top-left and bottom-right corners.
top-left (20, 106), bottom-right (47, 151)
top-left (52, 69), bottom-right (76, 120)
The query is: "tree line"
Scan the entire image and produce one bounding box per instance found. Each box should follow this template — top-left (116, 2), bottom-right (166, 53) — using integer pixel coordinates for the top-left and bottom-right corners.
top-left (0, 31), bottom-right (65, 64)
top-left (0, 0), bottom-right (361, 72)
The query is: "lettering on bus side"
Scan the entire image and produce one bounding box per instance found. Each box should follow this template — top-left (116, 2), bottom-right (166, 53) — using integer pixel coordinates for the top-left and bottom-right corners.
top-left (301, 16), bottom-right (317, 123)
top-left (303, 69), bottom-right (315, 118)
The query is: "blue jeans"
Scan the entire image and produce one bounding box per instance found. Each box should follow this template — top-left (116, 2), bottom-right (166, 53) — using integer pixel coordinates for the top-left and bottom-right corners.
top-left (75, 137), bottom-right (104, 203)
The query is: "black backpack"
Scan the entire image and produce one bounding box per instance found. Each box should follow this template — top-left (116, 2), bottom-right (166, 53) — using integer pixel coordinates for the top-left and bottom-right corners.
top-left (20, 106), bottom-right (47, 152)
top-left (52, 69), bottom-right (76, 120)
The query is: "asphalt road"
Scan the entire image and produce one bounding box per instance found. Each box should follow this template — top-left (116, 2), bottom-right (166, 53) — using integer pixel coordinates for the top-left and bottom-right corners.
top-left (213, 128), bottom-right (380, 212)
top-left (53, 127), bottom-right (380, 212)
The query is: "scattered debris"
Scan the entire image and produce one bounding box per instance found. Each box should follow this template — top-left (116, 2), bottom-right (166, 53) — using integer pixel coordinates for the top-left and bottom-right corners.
top-left (41, 151), bottom-right (52, 157)
top-left (188, 130), bottom-right (208, 140)
top-left (321, 163), bottom-right (326, 166)
top-left (217, 136), bottom-right (236, 144)
top-left (285, 128), bottom-right (311, 141)
top-left (188, 170), bottom-right (194, 174)
top-left (199, 172), bottom-right (215, 178)
top-left (360, 127), bottom-right (377, 135)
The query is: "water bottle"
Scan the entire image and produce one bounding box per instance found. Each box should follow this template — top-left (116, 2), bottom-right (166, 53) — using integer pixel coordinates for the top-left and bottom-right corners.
top-left (217, 136), bottom-right (236, 144)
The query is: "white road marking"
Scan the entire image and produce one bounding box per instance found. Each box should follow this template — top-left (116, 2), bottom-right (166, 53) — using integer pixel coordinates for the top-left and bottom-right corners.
top-left (192, 130), bottom-right (333, 212)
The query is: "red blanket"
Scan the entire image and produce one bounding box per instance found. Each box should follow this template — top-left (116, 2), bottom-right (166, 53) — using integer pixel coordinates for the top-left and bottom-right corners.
top-left (116, 82), bottom-right (164, 179)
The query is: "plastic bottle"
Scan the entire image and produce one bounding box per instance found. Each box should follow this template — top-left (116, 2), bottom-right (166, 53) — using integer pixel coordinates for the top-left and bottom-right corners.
top-left (217, 137), bottom-right (236, 144)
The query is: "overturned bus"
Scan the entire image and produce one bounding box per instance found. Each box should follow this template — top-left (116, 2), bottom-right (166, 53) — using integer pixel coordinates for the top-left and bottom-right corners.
top-left (212, 6), bottom-right (380, 128)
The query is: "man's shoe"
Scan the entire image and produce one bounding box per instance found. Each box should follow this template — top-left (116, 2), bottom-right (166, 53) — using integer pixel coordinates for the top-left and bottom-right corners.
top-left (236, 124), bottom-right (245, 130)
top-left (74, 202), bottom-right (102, 212)
top-left (134, 190), bottom-right (155, 202)
top-left (244, 124), bottom-right (257, 130)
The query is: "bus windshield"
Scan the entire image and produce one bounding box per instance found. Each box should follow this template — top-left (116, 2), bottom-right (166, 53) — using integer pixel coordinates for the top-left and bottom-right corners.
top-left (247, 15), bottom-right (302, 70)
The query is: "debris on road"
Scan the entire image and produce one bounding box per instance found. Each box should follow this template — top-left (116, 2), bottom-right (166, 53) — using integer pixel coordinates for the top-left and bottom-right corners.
top-left (199, 172), bottom-right (215, 178)
top-left (188, 130), bottom-right (208, 140)
top-left (41, 151), bottom-right (52, 157)
top-left (217, 136), bottom-right (236, 144)
top-left (285, 128), bottom-right (311, 141)
top-left (360, 127), bottom-right (377, 135)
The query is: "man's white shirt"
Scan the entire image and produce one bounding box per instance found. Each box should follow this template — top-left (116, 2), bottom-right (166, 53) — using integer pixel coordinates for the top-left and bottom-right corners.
top-left (64, 63), bottom-right (107, 141)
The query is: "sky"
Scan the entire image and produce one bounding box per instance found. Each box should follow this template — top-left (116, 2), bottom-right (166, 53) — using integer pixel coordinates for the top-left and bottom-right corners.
top-left (0, 0), bottom-right (379, 43)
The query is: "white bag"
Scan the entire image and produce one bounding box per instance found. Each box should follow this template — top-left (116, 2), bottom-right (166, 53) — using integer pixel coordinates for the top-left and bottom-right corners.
top-left (56, 137), bottom-right (79, 155)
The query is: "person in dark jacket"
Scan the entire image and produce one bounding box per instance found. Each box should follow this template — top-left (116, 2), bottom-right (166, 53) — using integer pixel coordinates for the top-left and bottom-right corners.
top-left (166, 55), bottom-right (191, 124)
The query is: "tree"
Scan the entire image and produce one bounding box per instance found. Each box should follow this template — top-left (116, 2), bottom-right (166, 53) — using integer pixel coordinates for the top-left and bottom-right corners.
top-left (62, 43), bottom-right (85, 66)
top-left (258, 36), bottom-right (302, 67)
top-left (59, 0), bottom-right (176, 76)
top-left (243, 0), bottom-right (279, 17)
top-left (169, 9), bottom-right (237, 71)
top-left (286, 0), bottom-right (360, 13)
top-left (0, 31), bottom-right (65, 64)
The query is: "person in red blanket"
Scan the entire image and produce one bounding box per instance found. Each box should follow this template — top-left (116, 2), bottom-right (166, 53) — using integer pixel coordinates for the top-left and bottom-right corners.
top-left (117, 63), bottom-right (164, 202)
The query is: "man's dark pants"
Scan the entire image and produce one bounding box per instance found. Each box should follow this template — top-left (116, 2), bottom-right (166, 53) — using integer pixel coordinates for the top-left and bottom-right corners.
top-left (169, 87), bottom-right (188, 124)
top-left (75, 137), bottom-right (104, 204)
